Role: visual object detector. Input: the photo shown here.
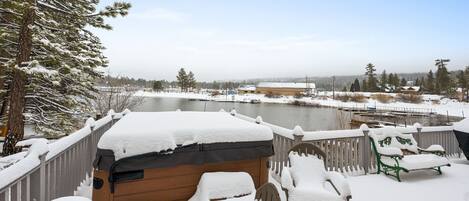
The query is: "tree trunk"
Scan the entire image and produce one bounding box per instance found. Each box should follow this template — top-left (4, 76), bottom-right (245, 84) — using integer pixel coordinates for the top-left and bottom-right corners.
top-left (2, 0), bottom-right (35, 156)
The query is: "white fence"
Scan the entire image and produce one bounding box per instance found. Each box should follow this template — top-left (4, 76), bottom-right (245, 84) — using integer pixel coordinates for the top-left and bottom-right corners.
top-left (0, 110), bottom-right (129, 201)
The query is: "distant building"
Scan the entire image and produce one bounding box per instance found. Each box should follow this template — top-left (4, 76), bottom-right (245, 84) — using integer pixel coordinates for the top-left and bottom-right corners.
top-left (255, 82), bottom-right (316, 96)
top-left (237, 85), bottom-right (257, 94)
top-left (399, 86), bottom-right (421, 94)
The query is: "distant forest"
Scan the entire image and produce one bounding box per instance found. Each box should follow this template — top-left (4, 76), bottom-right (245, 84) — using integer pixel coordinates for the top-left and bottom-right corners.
top-left (96, 72), bottom-right (429, 90)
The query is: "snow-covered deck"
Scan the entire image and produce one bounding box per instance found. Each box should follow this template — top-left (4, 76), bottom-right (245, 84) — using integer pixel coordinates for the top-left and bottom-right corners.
top-left (270, 160), bottom-right (469, 201)
top-left (349, 161), bottom-right (469, 201)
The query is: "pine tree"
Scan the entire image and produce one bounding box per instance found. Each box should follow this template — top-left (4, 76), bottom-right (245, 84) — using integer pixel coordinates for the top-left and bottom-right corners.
top-left (362, 79), bottom-right (367, 92)
top-left (400, 78), bottom-right (407, 86)
top-left (187, 71), bottom-right (197, 91)
top-left (425, 70), bottom-right (435, 93)
top-left (176, 68), bottom-right (188, 91)
top-left (153, 81), bottom-right (164, 92)
top-left (350, 78), bottom-right (360, 92)
top-left (464, 67), bottom-right (469, 101)
top-left (1, 0), bottom-right (130, 155)
top-left (435, 59), bottom-right (451, 94)
top-left (379, 70), bottom-right (387, 91)
top-left (365, 63), bottom-right (378, 92)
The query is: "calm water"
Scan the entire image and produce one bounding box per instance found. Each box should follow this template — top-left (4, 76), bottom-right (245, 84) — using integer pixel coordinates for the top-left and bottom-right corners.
top-left (132, 97), bottom-right (459, 131)
top-left (132, 97), bottom-right (345, 131)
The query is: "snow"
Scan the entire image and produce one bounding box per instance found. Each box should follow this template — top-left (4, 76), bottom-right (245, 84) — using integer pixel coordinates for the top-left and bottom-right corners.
top-left (97, 112), bottom-right (273, 160)
top-left (381, 154), bottom-right (450, 170)
top-left (282, 153), bottom-right (351, 201)
top-left (302, 129), bottom-right (363, 141)
top-left (238, 85), bottom-right (256, 91)
top-left (75, 175), bottom-right (92, 199)
top-left (453, 118), bottom-right (469, 132)
top-left (52, 197), bottom-right (91, 201)
top-left (348, 163), bottom-right (469, 201)
top-left (189, 172), bottom-right (255, 201)
top-left (134, 91), bottom-right (469, 117)
top-left (370, 127), bottom-right (420, 153)
top-left (47, 126), bottom-right (92, 160)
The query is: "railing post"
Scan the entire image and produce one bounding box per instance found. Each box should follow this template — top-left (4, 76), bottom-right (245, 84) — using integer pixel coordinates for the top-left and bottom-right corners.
top-left (255, 116), bottom-right (263, 124)
top-left (38, 153), bottom-right (47, 201)
top-left (360, 124), bottom-right (370, 174)
top-left (292, 125), bottom-right (304, 145)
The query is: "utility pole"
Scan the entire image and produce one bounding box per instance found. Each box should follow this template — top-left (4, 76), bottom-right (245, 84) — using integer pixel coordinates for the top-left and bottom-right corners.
top-left (332, 76), bottom-right (336, 100)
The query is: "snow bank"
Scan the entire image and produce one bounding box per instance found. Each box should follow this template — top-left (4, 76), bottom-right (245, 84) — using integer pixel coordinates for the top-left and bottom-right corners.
top-left (97, 112), bottom-right (273, 160)
top-left (189, 172), bottom-right (255, 201)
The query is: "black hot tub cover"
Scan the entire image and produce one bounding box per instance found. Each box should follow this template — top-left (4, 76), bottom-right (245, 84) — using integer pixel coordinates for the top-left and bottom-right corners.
top-left (453, 118), bottom-right (469, 160)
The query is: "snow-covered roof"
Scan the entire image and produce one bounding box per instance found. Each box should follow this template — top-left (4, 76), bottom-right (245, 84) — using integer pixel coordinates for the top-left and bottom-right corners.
top-left (238, 85), bottom-right (256, 91)
top-left (97, 112), bottom-right (273, 160)
top-left (256, 82), bottom-right (316, 89)
top-left (400, 86), bottom-right (420, 91)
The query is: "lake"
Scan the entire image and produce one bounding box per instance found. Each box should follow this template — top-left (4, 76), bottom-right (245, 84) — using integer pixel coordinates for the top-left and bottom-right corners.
top-left (132, 97), bottom-right (460, 131)
top-left (132, 97), bottom-right (348, 131)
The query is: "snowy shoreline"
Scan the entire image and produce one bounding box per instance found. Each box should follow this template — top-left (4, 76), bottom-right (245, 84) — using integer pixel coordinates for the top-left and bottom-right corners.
top-left (134, 91), bottom-right (469, 118)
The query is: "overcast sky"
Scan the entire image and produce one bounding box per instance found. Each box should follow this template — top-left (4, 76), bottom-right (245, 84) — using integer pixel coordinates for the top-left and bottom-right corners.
top-left (94, 0), bottom-right (469, 81)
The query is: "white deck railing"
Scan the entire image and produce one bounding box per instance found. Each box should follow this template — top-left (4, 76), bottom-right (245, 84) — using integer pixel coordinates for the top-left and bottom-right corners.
top-left (0, 109), bottom-right (462, 200)
top-left (230, 110), bottom-right (462, 181)
top-left (0, 110), bottom-right (129, 201)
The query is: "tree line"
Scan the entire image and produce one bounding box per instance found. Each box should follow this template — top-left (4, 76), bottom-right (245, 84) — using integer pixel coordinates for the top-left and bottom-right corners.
top-left (349, 60), bottom-right (469, 101)
top-left (0, 0), bottom-right (130, 155)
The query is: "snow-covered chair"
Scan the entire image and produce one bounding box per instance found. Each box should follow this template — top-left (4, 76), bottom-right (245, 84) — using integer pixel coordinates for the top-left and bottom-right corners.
top-left (281, 143), bottom-right (352, 201)
top-left (369, 127), bottom-right (451, 182)
top-left (255, 183), bottom-right (281, 201)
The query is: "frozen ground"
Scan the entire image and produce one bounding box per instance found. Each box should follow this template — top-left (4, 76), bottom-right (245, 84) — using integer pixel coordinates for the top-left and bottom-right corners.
top-left (135, 91), bottom-right (469, 117)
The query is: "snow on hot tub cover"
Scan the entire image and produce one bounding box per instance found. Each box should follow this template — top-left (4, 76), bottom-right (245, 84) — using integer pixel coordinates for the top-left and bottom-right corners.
top-left (97, 112), bottom-right (273, 160)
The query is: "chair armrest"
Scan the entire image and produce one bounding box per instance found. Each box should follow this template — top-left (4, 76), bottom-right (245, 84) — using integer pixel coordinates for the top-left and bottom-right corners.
top-left (418, 145), bottom-right (445, 155)
top-left (325, 171), bottom-right (352, 200)
top-left (281, 167), bottom-right (294, 191)
top-left (377, 147), bottom-right (403, 158)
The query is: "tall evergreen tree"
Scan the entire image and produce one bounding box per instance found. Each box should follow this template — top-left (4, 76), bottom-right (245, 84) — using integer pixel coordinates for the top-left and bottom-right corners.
top-left (152, 80), bottom-right (164, 92)
top-left (379, 70), bottom-right (388, 91)
top-left (425, 70), bottom-right (435, 93)
top-left (361, 79), bottom-right (367, 92)
top-left (187, 71), bottom-right (197, 90)
top-left (350, 78), bottom-right (360, 92)
top-left (365, 63), bottom-right (378, 92)
top-left (400, 78), bottom-right (407, 86)
top-left (435, 59), bottom-right (451, 94)
top-left (176, 68), bottom-right (188, 91)
top-left (1, 0), bottom-right (130, 155)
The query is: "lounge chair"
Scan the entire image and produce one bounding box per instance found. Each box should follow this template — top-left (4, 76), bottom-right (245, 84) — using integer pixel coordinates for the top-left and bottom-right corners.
top-left (281, 143), bottom-right (352, 201)
top-left (369, 127), bottom-right (451, 182)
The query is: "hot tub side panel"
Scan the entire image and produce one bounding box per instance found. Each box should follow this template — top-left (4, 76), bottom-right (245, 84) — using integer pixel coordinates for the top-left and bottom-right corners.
top-left (93, 157), bottom-right (269, 201)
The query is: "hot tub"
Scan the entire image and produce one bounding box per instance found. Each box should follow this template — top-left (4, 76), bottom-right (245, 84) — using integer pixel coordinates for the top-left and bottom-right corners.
top-left (454, 118), bottom-right (469, 160)
top-left (92, 112), bottom-right (274, 201)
